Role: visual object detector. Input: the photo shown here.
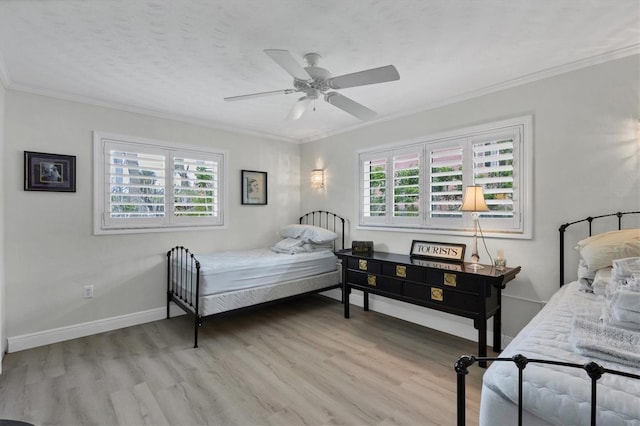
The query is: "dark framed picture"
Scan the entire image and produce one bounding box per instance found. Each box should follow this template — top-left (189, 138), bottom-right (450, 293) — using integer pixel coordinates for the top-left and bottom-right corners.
top-left (24, 151), bottom-right (76, 192)
top-left (410, 240), bottom-right (466, 262)
top-left (241, 169), bottom-right (267, 205)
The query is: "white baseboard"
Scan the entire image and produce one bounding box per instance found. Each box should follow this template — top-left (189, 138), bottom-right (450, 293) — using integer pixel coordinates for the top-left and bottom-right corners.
top-left (7, 304), bottom-right (185, 353)
top-left (8, 290), bottom-right (511, 354)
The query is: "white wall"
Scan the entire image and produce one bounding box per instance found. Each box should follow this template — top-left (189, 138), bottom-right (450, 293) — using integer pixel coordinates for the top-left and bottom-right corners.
top-left (2, 55), bottom-right (638, 352)
top-left (0, 80), bottom-right (6, 367)
top-left (301, 55), bottom-right (640, 342)
top-left (3, 91), bottom-right (301, 345)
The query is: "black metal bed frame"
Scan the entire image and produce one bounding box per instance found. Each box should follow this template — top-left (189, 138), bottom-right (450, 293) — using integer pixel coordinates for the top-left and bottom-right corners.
top-left (559, 210), bottom-right (640, 287)
top-left (166, 211), bottom-right (346, 348)
top-left (455, 210), bottom-right (640, 425)
top-left (455, 354), bottom-right (640, 426)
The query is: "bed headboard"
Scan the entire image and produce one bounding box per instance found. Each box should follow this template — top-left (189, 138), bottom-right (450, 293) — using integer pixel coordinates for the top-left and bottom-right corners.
top-left (559, 210), bottom-right (640, 287)
top-left (299, 210), bottom-right (346, 251)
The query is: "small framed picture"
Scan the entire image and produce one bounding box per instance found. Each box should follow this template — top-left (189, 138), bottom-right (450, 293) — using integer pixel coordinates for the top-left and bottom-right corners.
top-left (410, 240), bottom-right (466, 262)
top-left (24, 151), bottom-right (76, 192)
top-left (241, 170), bottom-right (267, 205)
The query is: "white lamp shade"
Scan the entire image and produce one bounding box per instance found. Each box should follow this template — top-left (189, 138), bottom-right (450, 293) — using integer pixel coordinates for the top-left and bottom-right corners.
top-left (460, 186), bottom-right (489, 212)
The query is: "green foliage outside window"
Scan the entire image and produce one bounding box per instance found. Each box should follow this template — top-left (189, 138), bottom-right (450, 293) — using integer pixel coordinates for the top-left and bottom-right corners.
top-left (174, 165), bottom-right (215, 217)
top-left (394, 168), bottom-right (419, 217)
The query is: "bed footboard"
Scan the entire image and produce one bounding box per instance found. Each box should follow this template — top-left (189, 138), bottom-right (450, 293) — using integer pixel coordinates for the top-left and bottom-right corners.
top-left (455, 354), bottom-right (640, 426)
top-left (167, 246), bottom-right (202, 348)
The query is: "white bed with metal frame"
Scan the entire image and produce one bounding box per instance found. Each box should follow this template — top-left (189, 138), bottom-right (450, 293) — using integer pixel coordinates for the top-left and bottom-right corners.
top-left (456, 211), bottom-right (640, 425)
top-left (167, 210), bottom-right (346, 347)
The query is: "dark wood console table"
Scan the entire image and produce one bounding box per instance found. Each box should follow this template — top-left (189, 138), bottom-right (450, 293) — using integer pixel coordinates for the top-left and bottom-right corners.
top-left (336, 250), bottom-right (520, 367)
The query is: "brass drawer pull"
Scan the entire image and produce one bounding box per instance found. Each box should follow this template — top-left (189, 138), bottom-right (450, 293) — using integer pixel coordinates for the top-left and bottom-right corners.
top-left (367, 275), bottom-right (377, 286)
top-left (431, 288), bottom-right (443, 302)
top-left (396, 265), bottom-right (406, 278)
top-left (444, 273), bottom-right (457, 287)
top-left (359, 259), bottom-right (368, 270)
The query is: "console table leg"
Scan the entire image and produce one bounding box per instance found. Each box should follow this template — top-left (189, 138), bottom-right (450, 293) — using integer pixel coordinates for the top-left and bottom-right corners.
top-left (494, 290), bottom-right (503, 352)
top-left (478, 319), bottom-right (487, 368)
top-left (493, 311), bottom-right (502, 352)
top-left (364, 290), bottom-right (369, 311)
top-left (344, 285), bottom-right (350, 318)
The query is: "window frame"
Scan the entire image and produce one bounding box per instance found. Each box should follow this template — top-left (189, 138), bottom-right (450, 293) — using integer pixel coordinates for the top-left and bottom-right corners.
top-left (356, 115), bottom-right (532, 239)
top-left (93, 131), bottom-right (228, 235)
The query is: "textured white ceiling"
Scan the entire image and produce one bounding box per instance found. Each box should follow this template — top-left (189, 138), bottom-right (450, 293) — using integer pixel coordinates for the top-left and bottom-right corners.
top-left (0, 0), bottom-right (638, 142)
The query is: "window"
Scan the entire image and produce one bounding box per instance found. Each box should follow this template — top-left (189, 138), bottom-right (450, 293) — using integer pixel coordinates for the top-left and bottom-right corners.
top-left (358, 116), bottom-right (531, 238)
top-left (94, 132), bottom-right (227, 234)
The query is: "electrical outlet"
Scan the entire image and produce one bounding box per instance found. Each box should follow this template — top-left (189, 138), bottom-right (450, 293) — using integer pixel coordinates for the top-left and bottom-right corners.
top-left (83, 285), bottom-right (94, 298)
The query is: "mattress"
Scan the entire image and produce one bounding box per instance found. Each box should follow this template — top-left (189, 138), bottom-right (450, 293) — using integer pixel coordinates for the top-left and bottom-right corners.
top-left (480, 281), bottom-right (640, 425)
top-left (175, 248), bottom-right (338, 296)
top-left (198, 269), bottom-right (340, 316)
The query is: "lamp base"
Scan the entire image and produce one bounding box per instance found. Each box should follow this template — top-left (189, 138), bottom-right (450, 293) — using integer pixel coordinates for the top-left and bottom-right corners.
top-left (468, 262), bottom-right (485, 271)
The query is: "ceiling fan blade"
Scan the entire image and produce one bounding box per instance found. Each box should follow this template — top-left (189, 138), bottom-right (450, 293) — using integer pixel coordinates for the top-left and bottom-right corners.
top-left (327, 65), bottom-right (399, 89)
top-left (324, 92), bottom-right (377, 121)
top-left (224, 89), bottom-right (295, 102)
top-left (264, 49), bottom-right (311, 81)
top-left (287, 96), bottom-right (311, 120)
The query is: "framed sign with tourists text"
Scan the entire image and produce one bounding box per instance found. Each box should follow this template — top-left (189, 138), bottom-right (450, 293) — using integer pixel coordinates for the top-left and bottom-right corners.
top-left (409, 240), bottom-right (466, 262)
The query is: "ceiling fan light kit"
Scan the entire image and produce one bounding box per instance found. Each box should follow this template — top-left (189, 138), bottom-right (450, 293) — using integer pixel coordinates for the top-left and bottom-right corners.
top-left (224, 49), bottom-right (399, 121)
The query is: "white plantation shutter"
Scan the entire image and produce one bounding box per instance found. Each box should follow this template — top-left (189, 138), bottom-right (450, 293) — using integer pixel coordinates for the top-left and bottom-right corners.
top-left (109, 149), bottom-right (166, 218)
top-left (473, 139), bottom-right (514, 216)
top-left (104, 142), bottom-right (166, 227)
top-left (360, 152), bottom-right (388, 224)
top-left (172, 153), bottom-right (221, 222)
top-left (95, 133), bottom-right (226, 234)
top-left (357, 116), bottom-right (530, 237)
top-left (429, 141), bottom-right (464, 223)
top-left (392, 149), bottom-right (421, 220)
top-left (471, 128), bottom-right (521, 231)
top-left (360, 147), bottom-right (422, 226)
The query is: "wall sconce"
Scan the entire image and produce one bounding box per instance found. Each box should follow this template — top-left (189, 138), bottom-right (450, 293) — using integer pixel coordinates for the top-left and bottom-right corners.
top-left (460, 185), bottom-right (490, 270)
top-left (311, 169), bottom-right (324, 189)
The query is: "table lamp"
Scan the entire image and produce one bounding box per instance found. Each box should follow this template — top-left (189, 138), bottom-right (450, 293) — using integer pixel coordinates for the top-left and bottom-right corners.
top-left (460, 185), bottom-right (490, 270)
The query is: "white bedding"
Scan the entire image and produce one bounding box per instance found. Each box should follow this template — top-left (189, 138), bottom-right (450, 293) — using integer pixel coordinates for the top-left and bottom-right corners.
top-left (175, 248), bottom-right (338, 296)
top-left (480, 281), bottom-right (640, 425)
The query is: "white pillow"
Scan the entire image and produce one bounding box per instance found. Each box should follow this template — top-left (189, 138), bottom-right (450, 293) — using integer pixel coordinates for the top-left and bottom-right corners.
top-left (279, 224), bottom-right (338, 244)
top-left (271, 237), bottom-right (305, 254)
top-left (575, 229), bottom-right (640, 272)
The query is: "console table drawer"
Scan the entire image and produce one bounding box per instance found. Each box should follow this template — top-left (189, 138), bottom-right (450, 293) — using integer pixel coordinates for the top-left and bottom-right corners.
top-left (347, 258), bottom-right (382, 274)
top-left (403, 282), bottom-right (477, 311)
top-left (382, 263), bottom-right (424, 281)
top-left (426, 270), bottom-right (490, 295)
top-left (348, 271), bottom-right (403, 295)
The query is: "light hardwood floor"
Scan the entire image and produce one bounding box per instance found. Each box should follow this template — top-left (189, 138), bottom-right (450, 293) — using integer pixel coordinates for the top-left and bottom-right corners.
top-left (0, 296), bottom-right (488, 426)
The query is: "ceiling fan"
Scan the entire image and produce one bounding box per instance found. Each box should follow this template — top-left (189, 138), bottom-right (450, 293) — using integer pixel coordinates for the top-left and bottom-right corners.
top-left (224, 49), bottom-right (400, 121)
